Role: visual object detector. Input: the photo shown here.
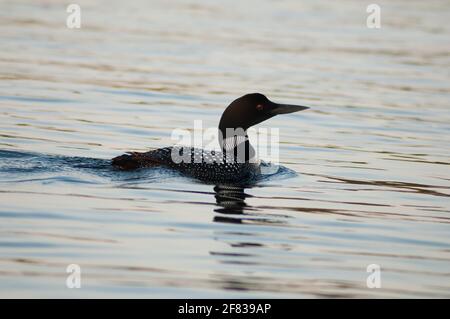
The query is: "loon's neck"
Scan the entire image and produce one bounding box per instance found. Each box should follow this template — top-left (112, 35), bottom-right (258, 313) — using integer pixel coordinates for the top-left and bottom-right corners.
top-left (219, 128), bottom-right (256, 163)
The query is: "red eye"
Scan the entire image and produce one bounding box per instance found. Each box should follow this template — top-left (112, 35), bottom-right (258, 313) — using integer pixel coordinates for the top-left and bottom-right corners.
top-left (256, 104), bottom-right (264, 111)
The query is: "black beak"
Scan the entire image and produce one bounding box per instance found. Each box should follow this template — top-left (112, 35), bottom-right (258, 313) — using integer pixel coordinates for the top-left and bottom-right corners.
top-left (270, 102), bottom-right (309, 115)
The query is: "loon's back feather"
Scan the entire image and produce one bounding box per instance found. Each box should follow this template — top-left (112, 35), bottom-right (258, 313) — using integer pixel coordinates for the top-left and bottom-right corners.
top-left (111, 151), bottom-right (163, 170)
top-left (112, 146), bottom-right (260, 182)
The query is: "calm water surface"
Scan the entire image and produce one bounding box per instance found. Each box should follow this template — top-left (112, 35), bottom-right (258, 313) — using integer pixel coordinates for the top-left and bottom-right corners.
top-left (0, 0), bottom-right (450, 298)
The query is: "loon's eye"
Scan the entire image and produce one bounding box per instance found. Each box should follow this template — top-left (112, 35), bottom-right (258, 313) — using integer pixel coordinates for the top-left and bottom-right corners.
top-left (256, 104), bottom-right (264, 111)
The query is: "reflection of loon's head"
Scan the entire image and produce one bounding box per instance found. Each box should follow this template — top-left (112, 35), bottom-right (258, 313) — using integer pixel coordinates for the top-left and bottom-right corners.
top-left (218, 93), bottom-right (309, 133)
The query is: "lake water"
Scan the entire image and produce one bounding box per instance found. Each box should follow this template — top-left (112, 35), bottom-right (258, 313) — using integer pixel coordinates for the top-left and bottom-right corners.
top-left (0, 0), bottom-right (449, 298)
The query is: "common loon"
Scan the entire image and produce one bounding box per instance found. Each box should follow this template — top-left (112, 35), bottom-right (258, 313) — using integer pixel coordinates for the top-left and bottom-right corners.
top-left (112, 93), bottom-right (309, 183)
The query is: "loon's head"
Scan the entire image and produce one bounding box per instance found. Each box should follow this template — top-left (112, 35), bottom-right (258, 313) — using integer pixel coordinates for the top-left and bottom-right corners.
top-left (219, 93), bottom-right (309, 134)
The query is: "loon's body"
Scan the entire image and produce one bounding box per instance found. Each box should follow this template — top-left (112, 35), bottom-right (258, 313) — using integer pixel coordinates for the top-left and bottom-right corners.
top-left (115, 146), bottom-right (260, 183)
top-left (112, 93), bottom-right (309, 183)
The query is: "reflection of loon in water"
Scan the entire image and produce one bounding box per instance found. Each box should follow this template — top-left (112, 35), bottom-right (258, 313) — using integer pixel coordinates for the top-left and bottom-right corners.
top-left (214, 185), bottom-right (249, 216)
top-left (212, 185), bottom-right (288, 226)
top-left (213, 184), bottom-right (252, 224)
top-left (112, 93), bottom-right (309, 184)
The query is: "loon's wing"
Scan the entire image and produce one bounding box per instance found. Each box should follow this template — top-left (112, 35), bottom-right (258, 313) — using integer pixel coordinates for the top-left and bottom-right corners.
top-left (112, 147), bottom-right (257, 183)
top-left (111, 147), bottom-right (225, 170)
top-left (112, 147), bottom-right (172, 170)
